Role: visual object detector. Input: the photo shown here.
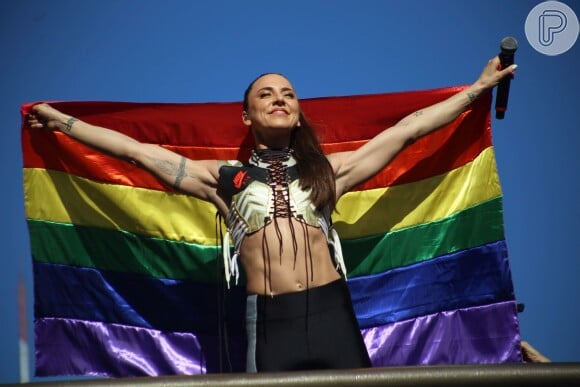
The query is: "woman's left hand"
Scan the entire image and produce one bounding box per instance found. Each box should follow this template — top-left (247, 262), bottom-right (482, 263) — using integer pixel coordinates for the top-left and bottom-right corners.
top-left (475, 56), bottom-right (517, 90)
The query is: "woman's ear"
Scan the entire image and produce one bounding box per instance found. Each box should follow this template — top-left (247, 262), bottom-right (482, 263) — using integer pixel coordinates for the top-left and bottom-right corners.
top-left (242, 111), bottom-right (251, 126)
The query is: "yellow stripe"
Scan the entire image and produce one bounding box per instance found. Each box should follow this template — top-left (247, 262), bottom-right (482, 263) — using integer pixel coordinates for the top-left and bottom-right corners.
top-left (333, 146), bottom-right (502, 239)
top-left (24, 147), bottom-right (500, 245)
top-left (24, 169), bottom-right (221, 245)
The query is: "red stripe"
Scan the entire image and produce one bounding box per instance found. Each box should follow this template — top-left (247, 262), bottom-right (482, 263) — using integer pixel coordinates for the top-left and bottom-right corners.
top-left (21, 87), bottom-right (491, 191)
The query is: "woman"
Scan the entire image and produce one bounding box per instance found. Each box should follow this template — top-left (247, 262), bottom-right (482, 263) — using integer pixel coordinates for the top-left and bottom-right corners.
top-left (27, 56), bottom-right (516, 372)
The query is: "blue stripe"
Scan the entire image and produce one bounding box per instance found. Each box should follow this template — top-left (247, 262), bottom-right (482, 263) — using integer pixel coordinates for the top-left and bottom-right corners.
top-left (348, 240), bottom-right (515, 328)
top-left (34, 241), bottom-right (514, 332)
top-left (34, 262), bottom-right (247, 334)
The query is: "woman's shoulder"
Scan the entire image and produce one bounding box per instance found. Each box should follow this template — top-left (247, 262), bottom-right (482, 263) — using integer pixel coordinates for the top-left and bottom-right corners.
top-left (218, 159), bottom-right (244, 168)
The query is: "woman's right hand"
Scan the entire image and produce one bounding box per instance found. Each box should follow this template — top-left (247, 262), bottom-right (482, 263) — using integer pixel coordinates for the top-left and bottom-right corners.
top-left (26, 103), bottom-right (69, 131)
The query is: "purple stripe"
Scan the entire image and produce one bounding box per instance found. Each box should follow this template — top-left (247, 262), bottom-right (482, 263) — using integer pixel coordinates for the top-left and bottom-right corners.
top-left (363, 300), bottom-right (522, 366)
top-left (36, 302), bottom-right (521, 377)
top-left (34, 317), bottom-right (246, 377)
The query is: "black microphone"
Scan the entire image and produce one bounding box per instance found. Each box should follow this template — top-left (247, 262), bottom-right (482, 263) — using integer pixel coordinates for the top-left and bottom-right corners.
top-left (495, 36), bottom-right (518, 119)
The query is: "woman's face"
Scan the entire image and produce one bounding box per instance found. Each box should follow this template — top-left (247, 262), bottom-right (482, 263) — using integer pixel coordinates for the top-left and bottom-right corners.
top-left (243, 74), bottom-right (301, 146)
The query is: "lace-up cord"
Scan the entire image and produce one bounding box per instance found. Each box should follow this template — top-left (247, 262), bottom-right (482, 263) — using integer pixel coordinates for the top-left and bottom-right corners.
top-left (255, 149), bottom-right (305, 296)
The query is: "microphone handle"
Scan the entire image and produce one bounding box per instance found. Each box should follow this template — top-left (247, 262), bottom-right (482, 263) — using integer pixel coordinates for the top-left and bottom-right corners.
top-left (495, 52), bottom-right (514, 120)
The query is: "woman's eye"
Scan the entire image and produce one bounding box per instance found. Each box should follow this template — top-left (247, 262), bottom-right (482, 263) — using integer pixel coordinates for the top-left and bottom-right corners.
top-left (259, 93), bottom-right (271, 98)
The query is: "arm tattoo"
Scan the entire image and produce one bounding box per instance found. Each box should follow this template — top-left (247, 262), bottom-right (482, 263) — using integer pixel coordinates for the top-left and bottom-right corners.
top-left (400, 110), bottom-right (423, 127)
top-left (63, 117), bottom-right (78, 133)
top-left (467, 92), bottom-right (477, 103)
top-left (173, 156), bottom-right (187, 189)
top-left (149, 156), bottom-right (187, 189)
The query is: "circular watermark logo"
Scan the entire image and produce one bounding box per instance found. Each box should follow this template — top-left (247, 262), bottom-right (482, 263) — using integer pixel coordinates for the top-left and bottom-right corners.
top-left (525, 1), bottom-right (579, 56)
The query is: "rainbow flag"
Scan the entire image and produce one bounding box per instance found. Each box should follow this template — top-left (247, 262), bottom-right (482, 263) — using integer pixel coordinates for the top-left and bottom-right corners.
top-left (21, 86), bottom-right (522, 377)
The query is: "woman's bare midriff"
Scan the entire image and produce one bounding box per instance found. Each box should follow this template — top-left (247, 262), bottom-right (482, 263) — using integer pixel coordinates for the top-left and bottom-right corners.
top-left (239, 218), bottom-right (341, 296)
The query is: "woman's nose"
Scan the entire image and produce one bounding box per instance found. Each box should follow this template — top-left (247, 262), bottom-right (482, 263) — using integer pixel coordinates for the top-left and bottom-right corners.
top-left (272, 92), bottom-right (286, 105)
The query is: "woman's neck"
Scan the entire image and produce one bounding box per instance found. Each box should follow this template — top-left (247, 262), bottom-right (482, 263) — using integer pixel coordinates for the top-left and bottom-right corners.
top-left (249, 148), bottom-right (296, 168)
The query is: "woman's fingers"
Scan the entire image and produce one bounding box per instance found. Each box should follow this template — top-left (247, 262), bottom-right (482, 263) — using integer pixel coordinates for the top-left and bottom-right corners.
top-left (26, 111), bottom-right (48, 129)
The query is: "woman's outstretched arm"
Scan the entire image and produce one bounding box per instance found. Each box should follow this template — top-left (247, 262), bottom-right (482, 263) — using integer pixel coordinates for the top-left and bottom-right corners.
top-left (27, 104), bottom-right (225, 210)
top-left (329, 56), bottom-right (517, 198)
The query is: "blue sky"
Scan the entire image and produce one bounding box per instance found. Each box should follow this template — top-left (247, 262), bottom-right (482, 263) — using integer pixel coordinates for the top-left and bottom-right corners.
top-left (1, 0), bottom-right (578, 383)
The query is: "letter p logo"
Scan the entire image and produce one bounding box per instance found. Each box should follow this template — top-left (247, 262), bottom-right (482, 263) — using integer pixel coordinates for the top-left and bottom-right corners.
top-left (539, 9), bottom-right (567, 46)
top-left (526, 1), bottom-right (579, 56)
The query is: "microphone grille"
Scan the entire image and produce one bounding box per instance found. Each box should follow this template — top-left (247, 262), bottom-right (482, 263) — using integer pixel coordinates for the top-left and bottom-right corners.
top-left (500, 36), bottom-right (518, 52)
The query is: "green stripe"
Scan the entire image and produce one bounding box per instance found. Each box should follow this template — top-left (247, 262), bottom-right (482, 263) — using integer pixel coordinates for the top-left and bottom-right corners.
top-left (28, 197), bottom-right (504, 281)
top-left (28, 220), bottom-right (220, 282)
top-left (346, 196), bottom-right (505, 277)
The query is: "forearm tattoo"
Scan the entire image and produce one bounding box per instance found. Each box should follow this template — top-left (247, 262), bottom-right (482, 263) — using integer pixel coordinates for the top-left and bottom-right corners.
top-left (400, 110), bottom-right (424, 127)
top-left (63, 117), bottom-right (78, 133)
top-left (467, 92), bottom-right (477, 103)
top-left (149, 156), bottom-right (187, 189)
top-left (173, 156), bottom-right (187, 189)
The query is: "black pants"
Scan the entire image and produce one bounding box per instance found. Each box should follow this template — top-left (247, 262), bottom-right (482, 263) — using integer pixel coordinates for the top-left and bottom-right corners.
top-left (245, 279), bottom-right (372, 372)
